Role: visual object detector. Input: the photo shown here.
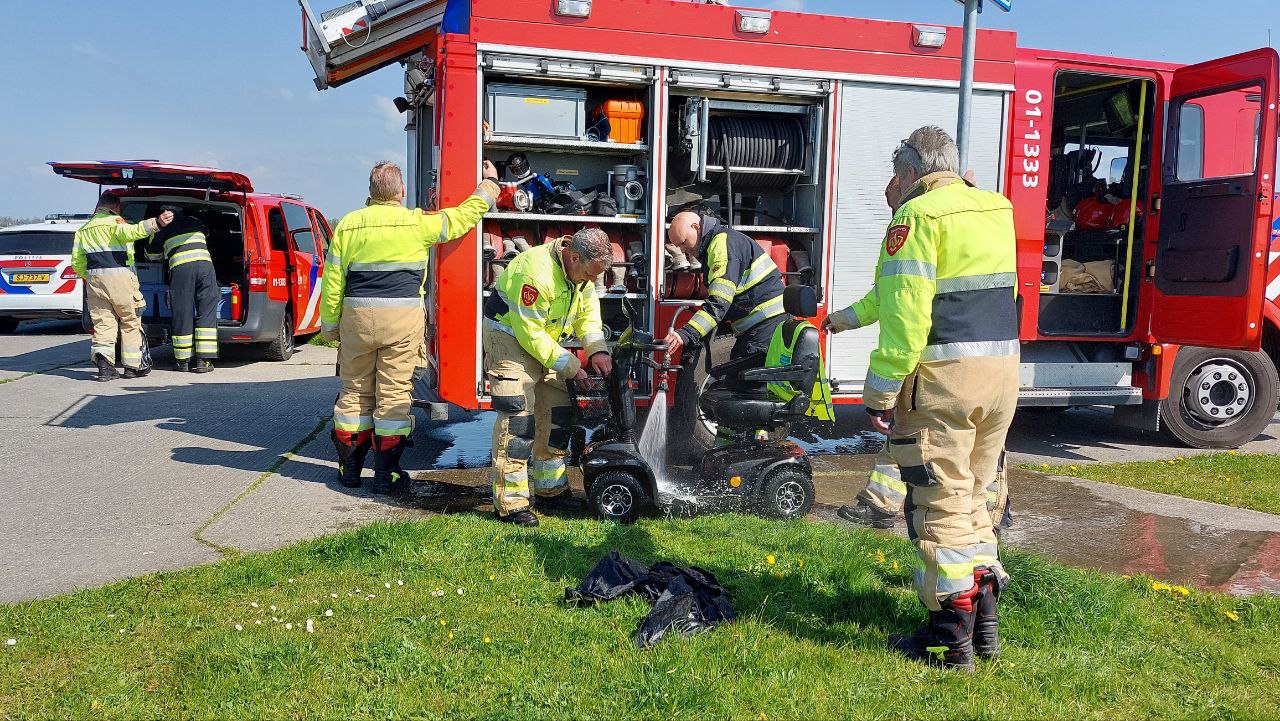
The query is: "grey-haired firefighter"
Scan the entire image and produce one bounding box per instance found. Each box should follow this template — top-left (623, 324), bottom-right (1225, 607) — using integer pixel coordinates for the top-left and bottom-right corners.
top-left (663, 212), bottom-right (797, 444)
top-left (828, 126), bottom-right (1018, 672)
top-left (484, 228), bottom-right (613, 527)
top-left (72, 194), bottom-right (172, 381)
top-left (145, 212), bottom-right (220, 372)
top-left (321, 160), bottom-right (499, 494)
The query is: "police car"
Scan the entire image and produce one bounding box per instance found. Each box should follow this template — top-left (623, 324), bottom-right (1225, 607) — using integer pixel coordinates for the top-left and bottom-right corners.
top-left (0, 215), bottom-right (89, 333)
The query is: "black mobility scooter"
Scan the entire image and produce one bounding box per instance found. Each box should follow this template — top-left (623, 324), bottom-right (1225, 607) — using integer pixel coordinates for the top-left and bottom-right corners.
top-left (576, 285), bottom-right (823, 523)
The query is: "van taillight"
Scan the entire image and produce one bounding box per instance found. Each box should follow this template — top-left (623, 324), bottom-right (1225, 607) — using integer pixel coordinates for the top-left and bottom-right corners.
top-left (61, 267), bottom-right (78, 280)
top-left (248, 258), bottom-right (269, 289)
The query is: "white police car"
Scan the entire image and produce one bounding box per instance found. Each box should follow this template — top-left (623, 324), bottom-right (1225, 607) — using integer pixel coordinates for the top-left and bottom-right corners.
top-left (0, 215), bottom-right (89, 333)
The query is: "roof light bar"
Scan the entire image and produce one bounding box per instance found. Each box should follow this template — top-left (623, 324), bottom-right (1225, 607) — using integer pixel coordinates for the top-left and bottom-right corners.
top-left (736, 10), bottom-right (771, 35)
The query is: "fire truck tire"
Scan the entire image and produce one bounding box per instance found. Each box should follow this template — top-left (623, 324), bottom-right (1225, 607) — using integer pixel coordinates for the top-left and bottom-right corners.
top-left (262, 309), bottom-right (295, 362)
top-left (1161, 347), bottom-right (1279, 449)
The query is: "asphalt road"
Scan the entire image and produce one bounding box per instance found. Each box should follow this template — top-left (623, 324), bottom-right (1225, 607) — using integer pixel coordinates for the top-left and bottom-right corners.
top-left (2, 322), bottom-right (1278, 603)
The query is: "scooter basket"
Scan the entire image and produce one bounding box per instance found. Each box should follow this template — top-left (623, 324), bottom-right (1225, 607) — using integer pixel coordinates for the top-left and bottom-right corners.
top-left (569, 376), bottom-right (612, 426)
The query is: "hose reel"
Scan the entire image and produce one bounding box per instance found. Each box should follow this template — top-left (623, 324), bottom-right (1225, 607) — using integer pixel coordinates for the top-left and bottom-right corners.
top-left (705, 115), bottom-right (806, 191)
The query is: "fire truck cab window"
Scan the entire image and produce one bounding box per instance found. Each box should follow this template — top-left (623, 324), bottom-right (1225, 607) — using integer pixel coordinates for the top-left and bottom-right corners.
top-left (1039, 72), bottom-right (1155, 337)
top-left (1176, 103), bottom-right (1205, 181)
top-left (1175, 86), bottom-right (1262, 182)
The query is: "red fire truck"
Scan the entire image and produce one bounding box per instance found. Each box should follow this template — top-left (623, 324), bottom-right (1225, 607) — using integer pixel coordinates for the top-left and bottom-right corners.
top-left (297, 0), bottom-right (1279, 455)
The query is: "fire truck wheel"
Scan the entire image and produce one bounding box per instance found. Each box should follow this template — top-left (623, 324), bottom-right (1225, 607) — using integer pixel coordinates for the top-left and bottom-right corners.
top-left (1161, 347), bottom-right (1279, 449)
top-left (262, 310), bottom-right (295, 362)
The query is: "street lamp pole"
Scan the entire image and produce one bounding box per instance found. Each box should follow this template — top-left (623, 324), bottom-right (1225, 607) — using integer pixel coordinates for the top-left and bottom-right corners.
top-left (956, 0), bottom-right (980, 174)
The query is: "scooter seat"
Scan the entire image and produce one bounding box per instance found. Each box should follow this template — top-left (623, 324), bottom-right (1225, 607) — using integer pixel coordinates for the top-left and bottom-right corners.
top-left (700, 384), bottom-right (792, 430)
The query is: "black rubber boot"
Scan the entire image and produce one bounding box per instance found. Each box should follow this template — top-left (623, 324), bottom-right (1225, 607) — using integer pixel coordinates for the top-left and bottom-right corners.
top-left (888, 585), bottom-right (979, 673)
top-left (496, 509), bottom-right (539, 527)
top-left (94, 354), bottom-right (119, 382)
top-left (371, 436), bottom-right (411, 496)
top-left (332, 429), bottom-right (371, 489)
top-left (191, 358), bottom-right (214, 374)
top-left (535, 488), bottom-right (587, 514)
top-left (121, 365), bottom-right (150, 378)
top-left (973, 569), bottom-right (1004, 660)
top-left (837, 498), bottom-right (896, 529)
top-left (173, 360), bottom-right (190, 372)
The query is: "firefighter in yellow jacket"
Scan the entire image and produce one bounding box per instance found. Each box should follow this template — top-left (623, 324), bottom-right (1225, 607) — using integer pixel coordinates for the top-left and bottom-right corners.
top-left (322, 161), bottom-right (499, 494)
top-left (484, 228), bottom-right (613, 527)
top-left (832, 127), bottom-right (1019, 672)
top-left (72, 194), bottom-right (173, 382)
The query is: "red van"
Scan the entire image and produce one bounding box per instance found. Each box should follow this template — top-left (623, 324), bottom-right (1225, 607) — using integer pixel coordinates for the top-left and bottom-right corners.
top-left (50, 161), bottom-right (329, 360)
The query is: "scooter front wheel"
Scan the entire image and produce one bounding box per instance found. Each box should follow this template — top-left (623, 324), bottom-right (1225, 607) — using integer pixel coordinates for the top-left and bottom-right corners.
top-left (589, 471), bottom-right (649, 525)
top-left (757, 468), bottom-right (815, 520)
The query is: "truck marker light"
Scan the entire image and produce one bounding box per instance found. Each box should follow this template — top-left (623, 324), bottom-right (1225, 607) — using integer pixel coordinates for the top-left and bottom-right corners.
top-left (736, 10), bottom-right (771, 34)
top-left (554, 0), bottom-right (591, 18)
top-left (912, 25), bottom-right (948, 48)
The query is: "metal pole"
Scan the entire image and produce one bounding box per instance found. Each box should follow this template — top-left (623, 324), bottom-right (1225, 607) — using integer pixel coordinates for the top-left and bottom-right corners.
top-left (957, 0), bottom-right (980, 173)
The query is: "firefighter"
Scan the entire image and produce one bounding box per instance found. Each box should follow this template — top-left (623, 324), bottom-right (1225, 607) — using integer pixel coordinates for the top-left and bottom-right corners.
top-left (832, 127), bottom-right (1018, 672)
top-left (322, 161), bottom-right (500, 494)
top-left (484, 228), bottom-right (613, 527)
top-left (662, 211), bottom-right (788, 445)
top-left (73, 194), bottom-right (173, 382)
top-left (145, 211), bottom-right (220, 372)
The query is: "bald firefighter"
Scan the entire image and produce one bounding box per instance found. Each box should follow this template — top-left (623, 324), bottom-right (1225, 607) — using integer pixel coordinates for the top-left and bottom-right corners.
top-left (663, 211), bottom-right (789, 445)
top-left (836, 127), bottom-right (1018, 672)
top-left (322, 161), bottom-right (499, 494)
top-left (72, 194), bottom-right (172, 381)
top-left (484, 228), bottom-right (613, 527)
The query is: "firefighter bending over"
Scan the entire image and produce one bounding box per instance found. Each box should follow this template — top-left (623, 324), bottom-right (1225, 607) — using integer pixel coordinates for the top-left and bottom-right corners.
top-left (146, 211), bottom-right (220, 373)
top-left (73, 194), bottom-right (172, 382)
top-left (484, 228), bottom-right (613, 527)
top-left (835, 126), bottom-right (1019, 672)
top-left (663, 211), bottom-right (788, 445)
top-left (322, 160), bottom-right (500, 494)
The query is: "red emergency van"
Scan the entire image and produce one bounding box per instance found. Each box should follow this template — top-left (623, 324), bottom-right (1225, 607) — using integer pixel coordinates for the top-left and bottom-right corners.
top-left (50, 161), bottom-right (329, 361)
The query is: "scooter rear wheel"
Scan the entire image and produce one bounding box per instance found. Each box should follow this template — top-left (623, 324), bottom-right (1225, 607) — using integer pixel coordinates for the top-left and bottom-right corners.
top-left (588, 470), bottom-right (649, 525)
top-left (757, 468), bottom-right (815, 520)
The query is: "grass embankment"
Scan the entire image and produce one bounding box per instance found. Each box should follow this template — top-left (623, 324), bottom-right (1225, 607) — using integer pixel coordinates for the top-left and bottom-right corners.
top-left (2, 514), bottom-right (1278, 719)
top-left (1031, 452), bottom-right (1280, 516)
top-left (307, 334), bottom-right (339, 349)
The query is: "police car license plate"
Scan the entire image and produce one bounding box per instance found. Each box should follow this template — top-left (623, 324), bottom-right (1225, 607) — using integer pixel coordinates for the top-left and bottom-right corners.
top-left (11, 273), bottom-right (50, 284)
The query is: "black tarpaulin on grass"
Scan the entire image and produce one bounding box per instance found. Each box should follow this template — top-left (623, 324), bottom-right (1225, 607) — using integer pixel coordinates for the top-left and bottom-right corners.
top-left (565, 550), bottom-right (736, 648)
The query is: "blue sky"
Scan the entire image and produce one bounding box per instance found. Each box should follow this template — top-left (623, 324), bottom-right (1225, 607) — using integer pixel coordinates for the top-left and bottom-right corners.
top-left (2, 1), bottom-right (1276, 220)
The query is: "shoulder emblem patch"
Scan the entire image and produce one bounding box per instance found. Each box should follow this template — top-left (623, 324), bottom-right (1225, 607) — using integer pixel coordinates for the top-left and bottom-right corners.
top-left (885, 224), bottom-right (911, 256)
top-left (711, 264), bottom-right (724, 276)
top-left (520, 283), bottom-right (539, 307)
top-left (115, 217), bottom-right (126, 224)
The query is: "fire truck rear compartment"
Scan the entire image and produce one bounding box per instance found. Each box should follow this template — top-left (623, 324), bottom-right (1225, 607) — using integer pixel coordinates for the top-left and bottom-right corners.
top-left (1038, 73), bottom-right (1155, 337)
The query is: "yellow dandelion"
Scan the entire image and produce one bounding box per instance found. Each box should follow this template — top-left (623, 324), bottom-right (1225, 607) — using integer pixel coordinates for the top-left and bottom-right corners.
top-left (439, 619), bottom-right (447, 626)
top-left (772, 571), bottom-right (784, 579)
top-left (1177, 457), bottom-right (1184, 462)
top-left (489, 574), bottom-right (496, 581)
top-left (1173, 586), bottom-right (1190, 597)
top-left (760, 714), bottom-right (768, 721)
top-left (796, 559), bottom-right (804, 568)
top-left (1069, 465), bottom-right (1079, 472)
top-left (1151, 581), bottom-right (1168, 591)
top-left (449, 631), bottom-right (455, 639)
top-left (484, 636), bottom-right (492, 644)
top-left (1039, 463), bottom-right (1049, 470)
top-left (1224, 611), bottom-right (1239, 622)
top-left (1228, 450), bottom-right (1238, 455)
top-left (892, 560), bottom-right (900, 571)
top-left (766, 555), bottom-right (776, 565)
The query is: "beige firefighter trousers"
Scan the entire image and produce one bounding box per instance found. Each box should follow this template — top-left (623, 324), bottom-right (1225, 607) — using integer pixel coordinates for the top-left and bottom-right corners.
top-left (483, 326), bottom-right (573, 516)
top-left (85, 270), bottom-right (146, 369)
top-left (333, 304), bottom-right (424, 438)
top-left (885, 355), bottom-right (1019, 611)
top-left (858, 445), bottom-right (1010, 533)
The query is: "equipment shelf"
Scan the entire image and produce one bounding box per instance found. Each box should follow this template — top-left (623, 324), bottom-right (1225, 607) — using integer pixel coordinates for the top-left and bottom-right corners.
top-left (484, 135), bottom-right (649, 155)
top-left (485, 212), bottom-right (647, 225)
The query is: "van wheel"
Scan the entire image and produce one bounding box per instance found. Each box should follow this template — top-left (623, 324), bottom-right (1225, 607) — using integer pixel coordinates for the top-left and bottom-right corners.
top-left (1161, 347), bottom-right (1279, 449)
top-left (0, 318), bottom-right (19, 334)
top-left (262, 311), bottom-right (295, 362)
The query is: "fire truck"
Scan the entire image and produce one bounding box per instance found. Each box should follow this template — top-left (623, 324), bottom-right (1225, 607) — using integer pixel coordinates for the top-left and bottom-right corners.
top-left (297, 0), bottom-right (1280, 456)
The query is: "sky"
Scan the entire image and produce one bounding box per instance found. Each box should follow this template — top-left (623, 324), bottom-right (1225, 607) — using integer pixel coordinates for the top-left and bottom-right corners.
top-left (1, 0), bottom-right (1277, 221)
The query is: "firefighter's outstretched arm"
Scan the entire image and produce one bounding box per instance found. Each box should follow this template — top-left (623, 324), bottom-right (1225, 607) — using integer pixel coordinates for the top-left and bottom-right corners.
top-left (675, 232), bottom-right (742, 348)
top-left (319, 222), bottom-right (349, 338)
top-left (418, 178), bottom-right (500, 246)
top-left (863, 213), bottom-right (936, 411)
top-left (510, 278), bottom-right (583, 380)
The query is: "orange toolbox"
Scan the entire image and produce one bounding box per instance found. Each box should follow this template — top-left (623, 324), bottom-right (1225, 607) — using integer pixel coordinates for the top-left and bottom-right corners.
top-left (594, 100), bottom-right (645, 144)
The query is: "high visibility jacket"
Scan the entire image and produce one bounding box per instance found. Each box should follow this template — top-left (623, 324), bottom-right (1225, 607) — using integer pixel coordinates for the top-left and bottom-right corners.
top-left (72, 212), bottom-right (160, 277)
top-left (484, 238), bottom-right (609, 380)
top-left (675, 217), bottom-right (786, 346)
top-left (320, 181), bottom-right (498, 333)
top-left (853, 172), bottom-right (1019, 410)
top-left (145, 217), bottom-right (212, 269)
top-left (765, 318), bottom-right (835, 422)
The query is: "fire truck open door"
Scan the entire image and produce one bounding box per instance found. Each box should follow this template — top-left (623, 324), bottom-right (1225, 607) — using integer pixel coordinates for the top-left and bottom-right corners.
top-left (1150, 48), bottom-right (1279, 351)
top-left (299, 0), bottom-right (449, 89)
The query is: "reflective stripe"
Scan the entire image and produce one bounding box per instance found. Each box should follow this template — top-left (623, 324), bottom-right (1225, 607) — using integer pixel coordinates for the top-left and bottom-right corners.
top-left (973, 542), bottom-right (999, 567)
top-left (195, 328), bottom-right (217, 339)
top-left (325, 251), bottom-right (341, 267)
top-left (686, 309), bottom-right (717, 336)
top-left (120, 349), bottom-right (142, 365)
top-left (347, 260), bottom-right (429, 273)
top-left (935, 272), bottom-right (1017, 294)
top-left (486, 317), bottom-right (517, 337)
top-left (334, 413), bottom-right (373, 432)
top-left (530, 459), bottom-right (567, 490)
top-left (163, 232), bottom-right (207, 254)
top-left (551, 350), bottom-right (574, 374)
top-left (920, 338), bottom-right (1020, 362)
top-left (439, 212), bottom-right (450, 242)
top-left (731, 294), bottom-right (784, 333)
top-left (342, 297), bottom-right (423, 308)
top-left (172, 334), bottom-right (194, 347)
top-left (90, 344), bottom-right (114, 358)
top-left (707, 277), bottom-right (736, 302)
top-left (515, 301), bottom-right (547, 321)
top-left (738, 252), bottom-right (776, 293)
top-left (581, 332), bottom-right (605, 346)
top-left (374, 418), bottom-right (413, 436)
top-left (881, 259), bottom-right (936, 280)
top-left (169, 248), bottom-right (212, 267)
top-left (866, 465), bottom-right (907, 502)
top-left (864, 370), bottom-right (903, 394)
top-left (84, 266), bottom-right (134, 276)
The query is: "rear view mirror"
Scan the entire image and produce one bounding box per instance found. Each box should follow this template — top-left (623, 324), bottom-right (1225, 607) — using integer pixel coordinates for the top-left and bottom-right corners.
top-left (1109, 157), bottom-right (1128, 186)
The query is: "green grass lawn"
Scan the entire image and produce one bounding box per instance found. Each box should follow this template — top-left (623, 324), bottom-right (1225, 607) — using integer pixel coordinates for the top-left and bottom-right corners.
top-left (1030, 452), bottom-right (1280, 516)
top-left (2, 514), bottom-right (1277, 720)
top-left (307, 334), bottom-right (339, 349)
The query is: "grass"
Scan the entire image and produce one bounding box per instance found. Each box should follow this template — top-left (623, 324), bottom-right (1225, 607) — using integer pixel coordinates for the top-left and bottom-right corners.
top-left (1029, 452), bottom-right (1280, 516)
top-left (1, 514), bottom-right (1278, 720)
top-left (307, 334), bottom-right (339, 349)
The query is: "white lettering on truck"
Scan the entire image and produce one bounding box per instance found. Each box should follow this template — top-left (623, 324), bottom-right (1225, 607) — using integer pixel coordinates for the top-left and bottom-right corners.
top-left (1021, 89), bottom-right (1043, 188)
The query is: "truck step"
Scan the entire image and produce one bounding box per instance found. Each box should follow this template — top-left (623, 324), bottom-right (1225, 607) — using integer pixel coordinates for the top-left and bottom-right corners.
top-left (1018, 386), bottom-right (1144, 407)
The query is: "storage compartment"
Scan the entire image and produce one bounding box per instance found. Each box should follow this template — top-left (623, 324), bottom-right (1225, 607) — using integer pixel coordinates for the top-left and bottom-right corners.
top-left (486, 83), bottom-right (588, 141)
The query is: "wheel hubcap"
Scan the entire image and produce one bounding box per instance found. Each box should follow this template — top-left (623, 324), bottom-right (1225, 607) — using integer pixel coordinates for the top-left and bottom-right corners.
top-left (1184, 359), bottom-right (1253, 425)
top-left (599, 484), bottom-right (634, 517)
top-left (776, 480), bottom-right (805, 515)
